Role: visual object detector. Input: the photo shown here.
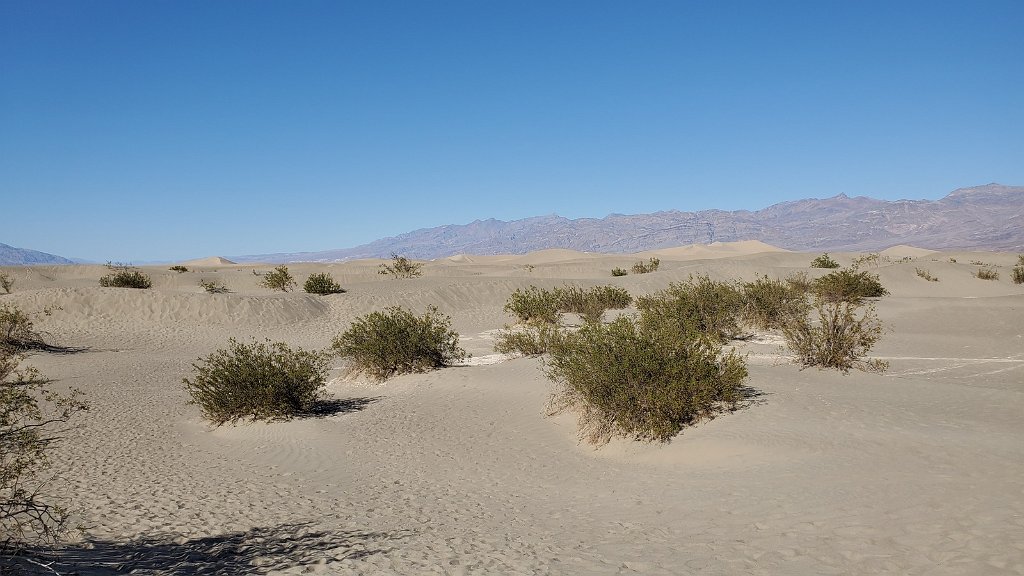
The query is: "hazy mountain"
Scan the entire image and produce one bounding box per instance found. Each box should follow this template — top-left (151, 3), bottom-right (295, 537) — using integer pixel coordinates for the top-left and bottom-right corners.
top-left (233, 183), bottom-right (1022, 262)
top-left (0, 243), bottom-right (75, 266)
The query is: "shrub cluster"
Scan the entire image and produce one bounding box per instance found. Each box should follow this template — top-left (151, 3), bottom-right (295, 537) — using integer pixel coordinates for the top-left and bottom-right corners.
top-left (199, 279), bottom-right (230, 294)
top-left (503, 286), bottom-right (561, 325)
top-left (260, 265), bottom-right (296, 291)
top-left (637, 275), bottom-right (744, 343)
top-left (812, 268), bottom-right (888, 303)
top-left (740, 275), bottom-right (811, 330)
top-left (99, 266), bottom-right (152, 289)
top-left (915, 268), bottom-right (938, 282)
top-left (0, 272), bottom-right (12, 294)
top-left (783, 299), bottom-right (887, 373)
top-left (169, 265), bottom-right (189, 273)
top-left (555, 285), bottom-right (632, 323)
top-left (378, 254), bottom-right (422, 279)
top-left (493, 322), bottom-right (565, 357)
top-left (631, 257), bottom-right (660, 274)
top-left (0, 303), bottom-right (48, 352)
top-left (545, 315), bottom-right (748, 445)
top-left (1014, 255), bottom-right (1024, 285)
top-left (304, 272), bottom-right (345, 295)
top-left (811, 253), bottom-right (840, 269)
top-left (332, 306), bottom-right (466, 381)
top-left (975, 267), bottom-right (999, 281)
top-left (183, 339), bottom-right (330, 424)
top-left (611, 267), bottom-right (629, 277)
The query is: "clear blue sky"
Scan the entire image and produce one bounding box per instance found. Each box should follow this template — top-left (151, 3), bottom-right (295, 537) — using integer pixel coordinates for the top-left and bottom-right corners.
top-left (2, 1), bottom-right (1021, 262)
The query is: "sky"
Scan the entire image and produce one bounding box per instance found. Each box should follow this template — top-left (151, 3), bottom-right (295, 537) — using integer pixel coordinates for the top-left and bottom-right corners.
top-left (1, 1), bottom-right (1022, 262)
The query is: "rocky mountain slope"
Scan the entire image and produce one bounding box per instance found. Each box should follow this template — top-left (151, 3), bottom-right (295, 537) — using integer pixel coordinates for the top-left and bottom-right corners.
top-left (0, 242), bottom-right (75, 266)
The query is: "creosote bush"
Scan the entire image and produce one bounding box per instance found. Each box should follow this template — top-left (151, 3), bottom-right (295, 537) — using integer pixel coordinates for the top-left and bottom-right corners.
top-left (631, 257), bottom-right (660, 274)
top-left (812, 268), bottom-right (888, 303)
top-left (199, 279), bottom-right (230, 294)
top-left (183, 339), bottom-right (330, 425)
top-left (637, 275), bottom-right (744, 343)
top-left (611, 268), bottom-right (628, 277)
top-left (0, 272), bottom-right (12, 295)
top-left (332, 306), bottom-right (466, 381)
top-left (554, 285), bottom-right (632, 323)
top-left (304, 272), bottom-right (345, 295)
top-left (378, 253), bottom-right (422, 279)
top-left (975, 267), bottom-right (999, 281)
top-left (783, 298), bottom-right (887, 373)
top-left (504, 286), bottom-right (560, 325)
top-left (740, 275), bottom-right (811, 330)
top-left (99, 264), bottom-right (152, 289)
top-left (493, 322), bottom-right (565, 357)
top-left (169, 265), bottom-right (188, 273)
top-left (811, 253), bottom-right (840, 269)
top-left (1013, 255), bottom-right (1024, 285)
top-left (2, 345), bottom-right (87, 564)
top-left (915, 268), bottom-right (938, 282)
top-left (260, 265), bottom-right (296, 292)
top-left (545, 315), bottom-right (748, 445)
top-left (0, 304), bottom-right (48, 352)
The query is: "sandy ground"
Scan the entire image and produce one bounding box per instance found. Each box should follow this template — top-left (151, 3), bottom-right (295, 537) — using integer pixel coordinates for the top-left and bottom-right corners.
top-left (3, 242), bottom-right (1023, 575)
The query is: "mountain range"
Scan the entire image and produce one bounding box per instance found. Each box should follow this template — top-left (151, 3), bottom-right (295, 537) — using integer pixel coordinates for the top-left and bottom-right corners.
top-left (0, 243), bottom-right (76, 266)
top-left (233, 183), bottom-right (1023, 263)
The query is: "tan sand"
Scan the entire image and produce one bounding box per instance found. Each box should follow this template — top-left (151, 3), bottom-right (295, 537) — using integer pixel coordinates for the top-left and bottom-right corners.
top-left (3, 243), bottom-right (1023, 574)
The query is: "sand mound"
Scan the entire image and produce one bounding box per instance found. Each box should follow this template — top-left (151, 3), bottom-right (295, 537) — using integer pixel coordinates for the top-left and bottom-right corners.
top-left (880, 245), bottom-right (936, 258)
top-left (647, 240), bottom-right (788, 260)
top-left (180, 256), bottom-right (237, 266)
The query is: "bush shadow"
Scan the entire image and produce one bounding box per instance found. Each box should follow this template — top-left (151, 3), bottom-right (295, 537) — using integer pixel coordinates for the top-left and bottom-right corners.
top-left (303, 396), bottom-right (381, 419)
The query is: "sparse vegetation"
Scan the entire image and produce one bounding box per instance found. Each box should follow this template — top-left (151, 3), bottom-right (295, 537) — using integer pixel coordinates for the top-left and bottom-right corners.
top-left (555, 285), bottom-right (632, 323)
top-left (332, 306), bottom-right (466, 381)
top-left (637, 275), bottom-right (745, 343)
top-left (99, 264), bottom-right (152, 289)
top-left (169, 265), bottom-right (189, 273)
top-left (504, 286), bottom-right (561, 325)
top-left (493, 322), bottom-right (565, 357)
top-left (739, 275), bottom-right (811, 330)
top-left (304, 272), bottom-right (345, 295)
top-left (783, 298), bottom-right (887, 373)
top-left (183, 339), bottom-right (330, 425)
top-left (915, 268), bottom-right (938, 282)
top-left (260, 265), bottom-right (296, 292)
top-left (1013, 255), bottom-right (1024, 285)
top-left (1, 345), bottom-right (87, 564)
top-left (0, 304), bottom-right (49, 352)
top-left (0, 272), bottom-right (12, 295)
top-left (199, 279), bottom-right (230, 294)
top-left (785, 271), bottom-right (813, 294)
top-left (812, 267), bottom-right (888, 303)
top-left (851, 253), bottom-right (880, 268)
top-left (611, 267), bottom-right (629, 277)
top-left (378, 253), bottom-right (423, 279)
top-left (811, 253), bottom-right (840, 269)
top-left (631, 258), bottom-right (660, 274)
top-left (975, 267), bottom-right (999, 281)
top-left (949, 257), bottom-right (957, 263)
top-left (544, 314), bottom-right (748, 445)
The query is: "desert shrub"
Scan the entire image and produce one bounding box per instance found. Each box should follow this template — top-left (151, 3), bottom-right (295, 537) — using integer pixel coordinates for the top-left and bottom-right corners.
top-left (303, 272), bottom-right (345, 295)
top-left (851, 253), bottom-right (880, 268)
top-left (1013, 255), bottom-right (1024, 285)
top-left (637, 275), bottom-right (744, 342)
top-left (783, 298), bottom-right (887, 373)
top-left (378, 253), bottom-right (422, 279)
top-left (611, 267), bottom-right (628, 277)
top-left (169, 265), bottom-right (188, 273)
top-left (631, 257), bottom-right (660, 274)
top-left (544, 315), bottom-right (747, 445)
top-left (332, 306), bottom-right (466, 381)
top-left (949, 257), bottom-right (957, 263)
top-left (199, 279), bottom-right (230, 294)
top-left (555, 285), bottom-right (632, 323)
top-left (260, 265), bottom-right (296, 291)
top-left (812, 268), bottom-right (888, 303)
top-left (0, 272), bottom-right (12, 295)
top-left (1, 346), bottom-right (87, 563)
top-left (99, 266), bottom-right (152, 289)
top-left (493, 322), bottom-right (565, 357)
top-left (975, 267), bottom-right (999, 280)
top-left (915, 268), bottom-right (938, 282)
top-left (504, 286), bottom-right (560, 325)
top-left (785, 271), bottom-right (813, 294)
top-left (739, 275), bottom-right (811, 330)
top-left (811, 253), bottom-right (840, 269)
top-left (0, 304), bottom-right (48, 352)
top-left (183, 339), bottom-right (330, 425)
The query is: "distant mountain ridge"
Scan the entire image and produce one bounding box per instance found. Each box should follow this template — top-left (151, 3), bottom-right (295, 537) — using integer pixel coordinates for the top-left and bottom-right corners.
top-left (235, 183), bottom-right (1024, 263)
top-left (0, 243), bottom-right (75, 266)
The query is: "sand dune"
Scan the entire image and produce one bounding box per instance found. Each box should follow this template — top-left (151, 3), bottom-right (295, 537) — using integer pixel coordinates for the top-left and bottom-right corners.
top-left (179, 256), bottom-right (237, 266)
top-left (3, 245), bottom-right (1023, 574)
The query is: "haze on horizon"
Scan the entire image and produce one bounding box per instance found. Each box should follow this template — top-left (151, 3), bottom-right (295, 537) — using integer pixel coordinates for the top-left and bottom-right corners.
top-left (2, 1), bottom-right (1022, 263)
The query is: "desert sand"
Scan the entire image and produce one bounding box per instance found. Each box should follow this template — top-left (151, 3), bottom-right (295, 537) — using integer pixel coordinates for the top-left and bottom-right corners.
top-left (3, 242), bottom-right (1023, 575)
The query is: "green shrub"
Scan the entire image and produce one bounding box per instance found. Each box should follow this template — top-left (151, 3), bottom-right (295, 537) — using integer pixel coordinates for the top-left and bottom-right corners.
top-left (631, 257), bottom-right (660, 274)
top-left (169, 265), bottom-right (188, 273)
top-left (785, 271), bottom-right (813, 294)
top-left (783, 298), bottom-right (887, 373)
top-left (611, 268), bottom-right (629, 277)
top-left (555, 285), bottom-right (632, 323)
top-left (1, 346), bottom-right (87, 562)
top-left (378, 253), bottom-right (423, 278)
top-left (637, 275), bottom-right (744, 342)
top-left (99, 267), bottom-right (152, 289)
top-left (304, 272), bottom-right (345, 295)
top-left (811, 253), bottom-right (840, 269)
top-left (975, 267), bottom-right (999, 280)
top-left (0, 272), bottom-right (12, 294)
top-left (1013, 255), bottom-right (1024, 284)
top-left (851, 253), bottom-right (880, 268)
top-left (740, 275), bottom-right (811, 331)
top-left (199, 279), bottom-right (230, 294)
top-left (0, 304), bottom-right (48, 352)
top-left (260, 265), bottom-right (296, 291)
top-left (183, 339), bottom-right (330, 425)
top-left (812, 268), bottom-right (888, 303)
top-left (504, 286), bottom-right (560, 325)
top-left (332, 306), bottom-right (466, 381)
top-left (544, 315), bottom-right (747, 445)
top-left (915, 268), bottom-right (938, 282)
top-left (493, 322), bottom-right (565, 357)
